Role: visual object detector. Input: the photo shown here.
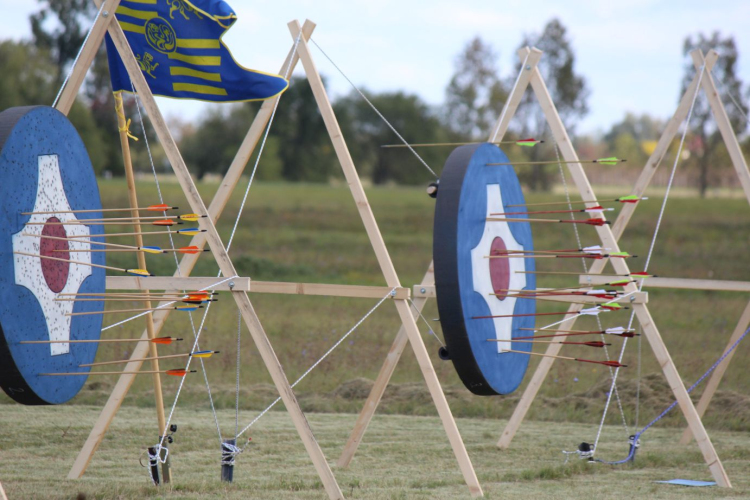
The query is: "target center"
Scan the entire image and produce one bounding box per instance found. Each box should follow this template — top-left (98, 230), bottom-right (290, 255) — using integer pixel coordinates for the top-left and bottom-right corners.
top-left (489, 237), bottom-right (511, 300)
top-left (40, 217), bottom-right (70, 293)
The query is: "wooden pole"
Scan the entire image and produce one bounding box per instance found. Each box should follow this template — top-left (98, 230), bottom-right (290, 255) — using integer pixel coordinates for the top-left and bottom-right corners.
top-left (289, 19), bottom-right (482, 497)
top-left (113, 90), bottom-right (171, 482)
top-left (68, 18), bottom-right (318, 480)
top-left (106, 18), bottom-right (344, 499)
top-left (495, 46), bottom-right (731, 488)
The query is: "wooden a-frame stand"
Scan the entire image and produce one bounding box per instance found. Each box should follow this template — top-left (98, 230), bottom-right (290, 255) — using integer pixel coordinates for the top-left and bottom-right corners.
top-left (53, 4), bottom-right (482, 497)
top-left (341, 46), bottom-right (737, 488)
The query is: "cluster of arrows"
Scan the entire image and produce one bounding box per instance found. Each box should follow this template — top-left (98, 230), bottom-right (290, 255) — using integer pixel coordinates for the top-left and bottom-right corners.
top-left (16, 204), bottom-right (208, 277)
top-left (16, 203), bottom-right (219, 379)
top-left (481, 192), bottom-right (651, 369)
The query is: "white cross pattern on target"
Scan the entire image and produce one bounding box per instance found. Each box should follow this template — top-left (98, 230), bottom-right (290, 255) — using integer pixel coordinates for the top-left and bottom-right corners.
top-left (12, 155), bottom-right (93, 355)
top-left (470, 184), bottom-right (527, 352)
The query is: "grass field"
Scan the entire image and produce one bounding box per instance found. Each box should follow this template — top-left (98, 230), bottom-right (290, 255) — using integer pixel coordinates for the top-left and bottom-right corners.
top-left (1, 178), bottom-right (750, 497)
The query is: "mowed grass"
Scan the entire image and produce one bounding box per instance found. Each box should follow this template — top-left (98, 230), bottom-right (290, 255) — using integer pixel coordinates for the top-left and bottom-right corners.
top-left (1, 178), bottom-right (750, 497)
top-left (2, 405), bottom-right (750, 499)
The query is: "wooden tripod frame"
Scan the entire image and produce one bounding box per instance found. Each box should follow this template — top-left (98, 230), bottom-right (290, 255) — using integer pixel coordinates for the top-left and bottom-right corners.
top-left (341, 46), bottom-right (743, 488)
top-left (53, 3), bottom-right (483, 497)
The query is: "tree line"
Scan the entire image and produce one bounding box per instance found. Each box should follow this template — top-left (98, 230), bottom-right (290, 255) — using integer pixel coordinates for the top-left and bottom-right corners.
top-left (3, 1), bottom-right (748, 196)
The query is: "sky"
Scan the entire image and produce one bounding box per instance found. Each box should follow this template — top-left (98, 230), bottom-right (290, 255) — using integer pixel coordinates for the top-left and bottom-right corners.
top-left (1, 0), bottom-right (749, 136)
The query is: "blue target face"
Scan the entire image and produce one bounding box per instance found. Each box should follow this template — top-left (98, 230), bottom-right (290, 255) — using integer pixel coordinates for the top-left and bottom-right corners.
top-left (434, 143), bottom-right (535, 395)
top-left (0, 106), bottom-right (105, 405)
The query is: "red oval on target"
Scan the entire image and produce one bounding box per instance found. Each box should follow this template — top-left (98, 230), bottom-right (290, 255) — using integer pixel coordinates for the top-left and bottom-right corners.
top-left (489, 237), bottom-right (510, 300)
top-left (40, 217), bottom-right (70, 293)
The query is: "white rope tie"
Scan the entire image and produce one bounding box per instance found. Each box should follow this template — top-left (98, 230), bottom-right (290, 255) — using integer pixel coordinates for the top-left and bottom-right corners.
top-left (52, 3), bottom-right (105, 108)
top-left (592, 62), bottom-right (707, 455)
top-left (310, 38), bottom-right (438, 179)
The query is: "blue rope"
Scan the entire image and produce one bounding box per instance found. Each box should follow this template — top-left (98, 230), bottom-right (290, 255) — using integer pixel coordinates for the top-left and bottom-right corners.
top-left (596, 326), bottom-right (750, 465)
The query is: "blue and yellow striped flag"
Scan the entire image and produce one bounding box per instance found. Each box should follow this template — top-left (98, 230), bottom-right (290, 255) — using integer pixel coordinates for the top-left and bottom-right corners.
top-left (105, 0), bottom-right (288, 102)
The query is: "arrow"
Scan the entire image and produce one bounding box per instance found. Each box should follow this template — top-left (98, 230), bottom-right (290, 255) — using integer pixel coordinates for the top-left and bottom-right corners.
top-left (514, 329), bottom-right (638, 340)
top-left (487, 339), bottom-right (610, 347)
top-left (66, 305), bottom-right (202, 317)
top-left (472, 306), bottom-right (605, 320)
top-left (491, 245), bottom-right (610, 255)
top-left (487, 157), bottom-right (626, 166)
top-left (490, 206), bottom-right (614, 216)
top-left (507, 196), bottom-right (647, 208)
top-left (487, 217), bottom-right (610, 226)
top-left (497, 348), bottom-right (627, 368)
top-left (58, 292), bottom-right (216, 299)
top-left (24, 228), bottom-right (206, 239)
top-left (28, 219), bottom-right (184, 226)
top-left (55, 297), bottom-right (217, 304)
top-left (514, 271), bottom-right (657, 278)
top-left (21, 204), bottom-right (178, 215)
top-left (48, 213), bottom-right (205, 223)
top-left (14, 251), bottom-right (152, 277)
top-left (79, 350), bottom-right (220, 368)
top-left (20, 336), bottom-right (183, 345)
top-left (380, 138), bottom-right (543, 148)
top-left (487, 252), bottom-right (633, 260)
top-left (41, 368), bottom-right (196, 376)
top-left (497, 290), bottom-right (620, 300)
top-left (59, 245), bottom-right (208, 255)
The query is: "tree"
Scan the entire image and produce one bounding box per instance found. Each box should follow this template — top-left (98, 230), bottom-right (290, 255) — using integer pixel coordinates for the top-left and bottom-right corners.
top-left (271, 76), bottom-right (339, 182)
top-left (512, 18), bottom-right (590, 191)
top-left (30, 0), bottom-right (97, 85)
top-left (30, 0), bottom-right (127, 176)
top-left (604, 113), bottom-right (665, 167)
top-left (681, 32), bottom-right (748, 197)
top-left (336, 90), bottom-right (448, 185)
top-left (444, 37), bottom-right (508, 140)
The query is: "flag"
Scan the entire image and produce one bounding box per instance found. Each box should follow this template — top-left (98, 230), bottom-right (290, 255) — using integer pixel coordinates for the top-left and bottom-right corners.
top-left (105, 0), bottom-right (288, 102)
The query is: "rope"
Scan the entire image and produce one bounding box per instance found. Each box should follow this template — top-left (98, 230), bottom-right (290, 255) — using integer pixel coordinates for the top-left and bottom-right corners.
top-left (551, 138), bottom-right (630, 436)
top-left (234, 309), bottom-right (242, 439)
top-left (592, 62), bottom-right (706, 455)
top-left (709, 65), bottom-right (749, 123)
top-left (131, 84), bottom-right (223, 444)
top-left (52, 2), bottom-right (105, 108)
top-left (596, 325), bottom-right (750, 465)
top-left (409, 298), bottom-right (445, 348)
top-left (309, 38), bottom-right (438, 179)
top-left (234, 289), bottom-right (394, 444)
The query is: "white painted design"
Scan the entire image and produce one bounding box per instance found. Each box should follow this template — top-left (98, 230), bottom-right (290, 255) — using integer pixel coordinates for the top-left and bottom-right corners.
top-left (470, 184), bottom-right (527, 352)
top-left (12, 155), bottom-right (93, 355)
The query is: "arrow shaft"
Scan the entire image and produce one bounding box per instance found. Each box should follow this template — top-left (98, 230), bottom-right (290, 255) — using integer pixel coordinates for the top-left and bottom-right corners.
top-left (21, 206), bottom-right (176, 215)
top-left (66, 306), bottom-right (197, 317)
top-left (14, 251), bottom-right (127, 273)
top-left (40, 370), bottom-right (185, 376)
top-left (507, 198), bottom-right (630, 208)
top-left (20, 338), bottom-right (180, 344)
top-left (23, 233), bottom-right (138, 250)
top-left (80, 352), bottom-right (192, 367)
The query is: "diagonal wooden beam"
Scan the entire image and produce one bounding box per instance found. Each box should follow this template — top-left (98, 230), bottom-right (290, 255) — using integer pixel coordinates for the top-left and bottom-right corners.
top-left (68, 15), bottom-right (318, 481)
top-left (55, 0), bottom-right (122, 116)
top-left (289, 20), bottom-right (482, 497)
top-left (102, 18), bottom-right (344, 499)
top-left (496, 46), bottom-right (731, 488)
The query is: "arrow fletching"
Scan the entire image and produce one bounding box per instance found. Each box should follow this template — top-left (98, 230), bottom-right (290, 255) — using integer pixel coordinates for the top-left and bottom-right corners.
top-left (594, 156), bottom-right (625, 165)
top-left (153, 219), bottom-right (180, 226)
top-left (190, 350), bottom-right (218, 358)
top-left (176, 228), bottom-right (205, 236)
top-left (616, 195), bottom-right (646, 203)
top-left (630, 272), bottom-right (656, 278)
top-left (152, 336), bottom-right (183, 344)
top-left (516, 138), bottom-right (541, 147)
top-left (147, 204), bottom-right (177, 211)
top-left (601, 302), bottom-right (625, 311)
top-left (126, 268), bottom-right (152, 277)
top-left (165, 368), bottom-right (195, 377)
top-left (178, 246), bottom-right (203, 254)
top-left (141, 246), bottom-right (163, 254)
top-left (178, 213), bottom-right (203, 221)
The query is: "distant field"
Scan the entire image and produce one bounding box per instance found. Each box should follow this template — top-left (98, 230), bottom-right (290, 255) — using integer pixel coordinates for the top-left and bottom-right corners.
top-left (1, 179), bottom-right (749, 497)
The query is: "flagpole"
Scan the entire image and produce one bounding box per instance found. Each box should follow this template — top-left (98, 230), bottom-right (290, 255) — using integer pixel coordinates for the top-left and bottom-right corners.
top-left (113, 91), bottom-right (171, 482)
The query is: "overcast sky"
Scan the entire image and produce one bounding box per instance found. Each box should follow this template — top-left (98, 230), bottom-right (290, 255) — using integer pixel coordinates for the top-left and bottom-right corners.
top-left (1, 0), bottom-right (749, 136)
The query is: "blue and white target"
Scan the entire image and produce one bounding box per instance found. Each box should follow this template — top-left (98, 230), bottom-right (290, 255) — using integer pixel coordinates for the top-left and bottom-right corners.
top-left (0, 106), bottom-right (105, 405)
top-left (434, 143), bottom-right (535, 395)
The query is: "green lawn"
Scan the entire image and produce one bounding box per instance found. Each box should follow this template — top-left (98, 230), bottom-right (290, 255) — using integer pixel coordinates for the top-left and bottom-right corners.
top-left (2, 178), bottom-right (750, 497)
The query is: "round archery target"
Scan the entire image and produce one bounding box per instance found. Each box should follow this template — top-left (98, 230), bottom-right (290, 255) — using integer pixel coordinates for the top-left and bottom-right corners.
top-left (0, 106), bottom-right (105, 405)
top-left (434, 143), bottom-right (535, 396)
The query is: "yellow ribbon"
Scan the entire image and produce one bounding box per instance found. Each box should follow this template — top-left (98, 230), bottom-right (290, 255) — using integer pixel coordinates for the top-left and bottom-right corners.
top-left (113, 92), bottom-right (139, 142)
